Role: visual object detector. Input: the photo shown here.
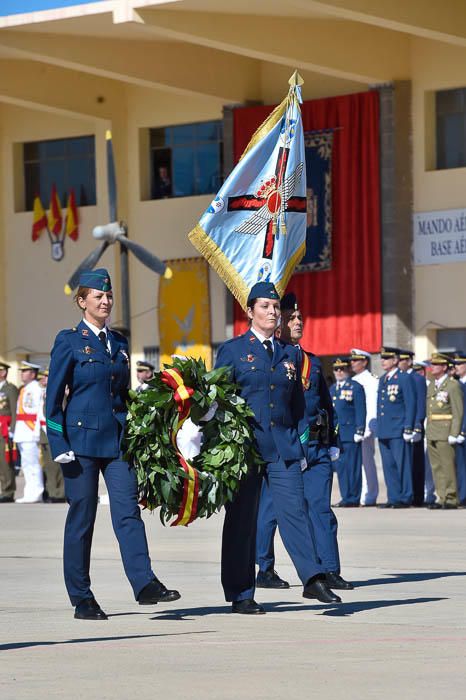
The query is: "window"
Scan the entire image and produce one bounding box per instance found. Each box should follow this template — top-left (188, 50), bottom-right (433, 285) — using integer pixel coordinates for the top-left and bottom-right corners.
top-left (436, 88), bottom-right (466, 170)
top-left (143, 346), bottom-right (159, 369)
top-left (23, 135), bottom-right (96, 211)
top-left (437, 328), bottom-right (466, 353)
top-left (149, 121), bottom-right (223, 200)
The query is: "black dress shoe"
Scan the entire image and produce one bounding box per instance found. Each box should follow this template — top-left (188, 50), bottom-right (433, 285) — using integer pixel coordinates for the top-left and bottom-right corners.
top-left (231, 599), bottom-right (265, 615)
top-left (256, 568), bottom-right (290, 589)
top-left (44, 497), bottom-right (67, 504)
top-left (303, 577), bottom-right (342, 603)
top-left (74, 598), bottom-right (108, 620)
top-left (392, 503), bottom-right (410, 509)
top-left (427, 502), bottom-right (442, 509)
top-left (137, 578), bottom-right (181, 605)
top-left (0, 495), bottom-right (14, 503)
top-left (443, 503), bottom-right (458, 510)
top-left (377, 503), bottom-right (394, 509)
top-left (325, 571), bottom-right (354, 590)
top-left (334, 501), bottom-right (359, 508)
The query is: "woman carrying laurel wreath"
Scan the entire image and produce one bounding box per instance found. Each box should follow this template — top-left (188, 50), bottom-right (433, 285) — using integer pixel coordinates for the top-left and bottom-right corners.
top-left (215, 281), bottom-right (337, 615)
top-left (45, 268), bottom-right (180, 620)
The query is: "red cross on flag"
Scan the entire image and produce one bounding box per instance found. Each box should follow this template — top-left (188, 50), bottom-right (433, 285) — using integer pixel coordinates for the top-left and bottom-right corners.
top-left (189, 72), bottom-right (307, 310)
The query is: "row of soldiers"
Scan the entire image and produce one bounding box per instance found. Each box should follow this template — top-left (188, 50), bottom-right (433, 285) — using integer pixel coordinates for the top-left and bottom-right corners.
top-left (0, 361), bottom-right (65, 503)
top-left (0, 358), bottom-right (156, 504)
top-left (330, 347), bottom-right (465, 509)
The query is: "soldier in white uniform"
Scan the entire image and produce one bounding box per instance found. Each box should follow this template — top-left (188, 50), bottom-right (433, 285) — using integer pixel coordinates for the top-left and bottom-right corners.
top-left (13, 362), bottom-right (43, 503)
top-left (350, 349), bottom-right (379, 506)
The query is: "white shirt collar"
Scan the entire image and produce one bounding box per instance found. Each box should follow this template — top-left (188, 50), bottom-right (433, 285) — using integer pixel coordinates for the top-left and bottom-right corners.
top-left (387, 368), bottom-right (398, 380)
top-left (83, 319), bottom-right (107, 337)
top-left (435, 373), bottom-right (448, 388)
top-left (461, 376), bottom-right (466, 385)
top-left (250, 328), bottom-right (274, 349)
top-left (0, 380), bottom-right (5, 390)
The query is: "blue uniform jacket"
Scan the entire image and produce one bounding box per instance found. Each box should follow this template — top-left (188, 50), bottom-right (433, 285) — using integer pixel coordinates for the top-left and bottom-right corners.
top-left (45, 320), bottom-right (130, 459)
top-left (459, 381), bottom-right (466, 437)
top-left (299, 350), bottom-right (337, 447)
top-left (215, 330), bottom-right (305, 463)
top-left (330, 378), bottom-right (366, 443)
top-left (376, 369), bottom-right (416, 439)
top-left (408, 370), bottom-right (427, 431)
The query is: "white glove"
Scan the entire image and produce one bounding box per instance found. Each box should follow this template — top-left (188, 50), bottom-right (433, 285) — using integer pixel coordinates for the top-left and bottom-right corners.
top-left (403, 431), bottom-right (414, 442)
top-left (300, 457), bottom-right (307, 471)
top-left (353, 433), bottom-right (364, 443)
top-left (456, 434), bottom-right (465, 444)
top-left (448, 435), bottom-right (457, 445)
top-left (54, 451), bottom-right (75, 464)
top-left (363, 428), bottom-right (372, 439)
top-left (412, 431), bottom-right (422, 443)
top-left (8, 431), bottom-right (14, 440)
top-left (329, 447), bottom-right (340, 462)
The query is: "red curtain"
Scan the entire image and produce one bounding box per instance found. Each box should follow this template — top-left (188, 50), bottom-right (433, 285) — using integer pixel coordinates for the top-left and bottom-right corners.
top-left (233, 91), bottom-right (382, 355)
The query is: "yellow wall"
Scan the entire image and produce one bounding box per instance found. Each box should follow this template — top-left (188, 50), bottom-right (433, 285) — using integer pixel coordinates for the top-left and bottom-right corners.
top-left (411, 38), bottom-right (466, 357)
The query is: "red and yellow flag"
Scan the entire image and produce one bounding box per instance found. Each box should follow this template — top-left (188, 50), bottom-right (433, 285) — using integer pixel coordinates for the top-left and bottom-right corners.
top-left (48, 184), bottom-right (62, 237)
top-left (65, 188), bottom-right (79, 241)
top-left (31, 195), bottom-right (48, 241)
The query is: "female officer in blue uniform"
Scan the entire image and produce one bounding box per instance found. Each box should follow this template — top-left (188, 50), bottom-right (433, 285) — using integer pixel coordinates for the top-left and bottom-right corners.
top-left (215, 282), bottom-right (335, 615)
top-left (330, 358), bottom-right (366, 506)
top-left (46, 269), bottom-right (180, 620)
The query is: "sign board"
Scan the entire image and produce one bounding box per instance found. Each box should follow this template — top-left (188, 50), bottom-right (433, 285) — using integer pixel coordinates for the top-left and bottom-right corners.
top-left (413, 208), bottom-right (466, 265)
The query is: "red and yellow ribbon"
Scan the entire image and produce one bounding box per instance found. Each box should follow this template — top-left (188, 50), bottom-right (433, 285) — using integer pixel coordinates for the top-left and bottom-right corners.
top-left (161, 368), bottom-right (200, 526)
top-left (301, 352), bottom-right (312, 391)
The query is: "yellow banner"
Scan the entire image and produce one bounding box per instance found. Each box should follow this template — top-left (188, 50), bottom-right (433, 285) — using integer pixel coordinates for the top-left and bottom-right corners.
top-left (159, 258), bottom-right (212, 370)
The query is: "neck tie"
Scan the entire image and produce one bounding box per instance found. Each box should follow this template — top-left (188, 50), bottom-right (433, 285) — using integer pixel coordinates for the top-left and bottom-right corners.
top-left (98, 330), bottom-right (109, 354)
top-left (263, 339), bottom-right (273, 360)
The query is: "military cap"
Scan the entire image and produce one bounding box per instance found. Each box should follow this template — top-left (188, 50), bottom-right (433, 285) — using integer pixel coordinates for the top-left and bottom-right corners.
top-left (246, 282), bottom-right (280, 306)
top-left (430, 352), bottom-right (451, 365)
top-left (380, 346), bottom-right (400, 359)
top-left (398, 349), bottom-right (414, 360)
top-left (19, 361), bottom-right (41, 371)
top-left (413, 361), bottom-right (428, 371)
top-left (78, 268), bottom-right (112, 292)
top-left (280, 292), bottom-right (299, 312)
top-left (454, 350), bottom-right (466, 364)
top-left (333, 357), bottom-right (350, 369)
top-left (0, 361), bottom-right (10, 370)
top-left (350, 348), bottom-right (371, 361)
top-left (136, 360), bottom-right (155, 372)
top-left (37, 368), bottom-right (49, 378)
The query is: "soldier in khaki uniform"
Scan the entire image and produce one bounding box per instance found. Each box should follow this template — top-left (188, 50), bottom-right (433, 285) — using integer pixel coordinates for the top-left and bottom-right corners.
top-left (38, 369), bottom-right (65, 503)
top-left (426, 353), bottom-right (464, 509)
top-left (0, 362), bottom-right (19, 503)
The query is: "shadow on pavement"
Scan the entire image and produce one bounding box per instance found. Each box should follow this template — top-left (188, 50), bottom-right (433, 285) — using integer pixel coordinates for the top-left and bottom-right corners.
top-left (352, 572), bottom-right (466, 588)
top-left (150, 596), bottom-right (446, 620)
top-left (0, 630), bottom-right (215, 652)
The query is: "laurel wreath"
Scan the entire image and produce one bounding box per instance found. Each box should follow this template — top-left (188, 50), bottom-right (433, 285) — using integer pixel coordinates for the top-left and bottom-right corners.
top-left (124, 356), bottom-right (262, 525)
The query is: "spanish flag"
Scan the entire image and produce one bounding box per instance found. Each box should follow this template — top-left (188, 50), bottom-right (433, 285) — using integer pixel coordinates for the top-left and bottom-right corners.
top-left (65, 188), bottom-right (79, 241)
top-left (31, 195), bottom-right (48, 241)
top-left (48, 183), bottom-right (63, 237)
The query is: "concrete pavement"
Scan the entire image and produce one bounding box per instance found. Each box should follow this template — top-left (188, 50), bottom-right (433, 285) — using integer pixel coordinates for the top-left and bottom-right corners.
top-left (1, 497), bottom-right (466, 700)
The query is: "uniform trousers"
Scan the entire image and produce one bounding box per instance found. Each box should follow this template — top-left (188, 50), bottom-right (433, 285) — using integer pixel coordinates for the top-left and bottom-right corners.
top-left (0, 435), bottom-right (16, 498)
top-left (334, 441), bottom-right (362, 506)
top-left (424, 443), bottom-right (436, 505)
top-left (412, 433), bottom-right (426, 506)
top-left (18, 441), bottom-right (44, 502)
top-left (455, 443), bottom-right (466, 505)
top-left (40, 431), bottom-right (65, 499)
top-left (62, 455), bottom-right (155, 606)
top-left (427, 440), bottom-right (457, 506)
top-left (223, 458), bottom-right (324, 602)
top-left (360, 435), bottom-right (379, 505)
top-left (378, 438), bottom-right (413, 505)
top-left (256, 446), bottom-right (340, 577)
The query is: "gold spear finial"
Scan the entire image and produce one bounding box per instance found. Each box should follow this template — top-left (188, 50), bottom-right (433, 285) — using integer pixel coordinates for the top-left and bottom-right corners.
top-left (288, 70), bottom-right (304, 88)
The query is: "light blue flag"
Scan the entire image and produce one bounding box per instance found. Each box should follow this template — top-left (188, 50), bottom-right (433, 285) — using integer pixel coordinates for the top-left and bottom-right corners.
top-left (189, 73), bottom-right (307, 309)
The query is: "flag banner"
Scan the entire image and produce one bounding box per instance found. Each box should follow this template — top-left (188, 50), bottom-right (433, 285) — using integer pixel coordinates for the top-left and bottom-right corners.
top-left (158, 258), bottom-right (212, 370)
top-left (31, 195), bottom-right (48, 241)
top-left (65, 188), bottom-right (79, 240)
top-left (298, 129), bottom-right (334, 272)
top-left (188, 74), bottom-right (307, 309)
top-left (48, 183), bottom-right (62, 237)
